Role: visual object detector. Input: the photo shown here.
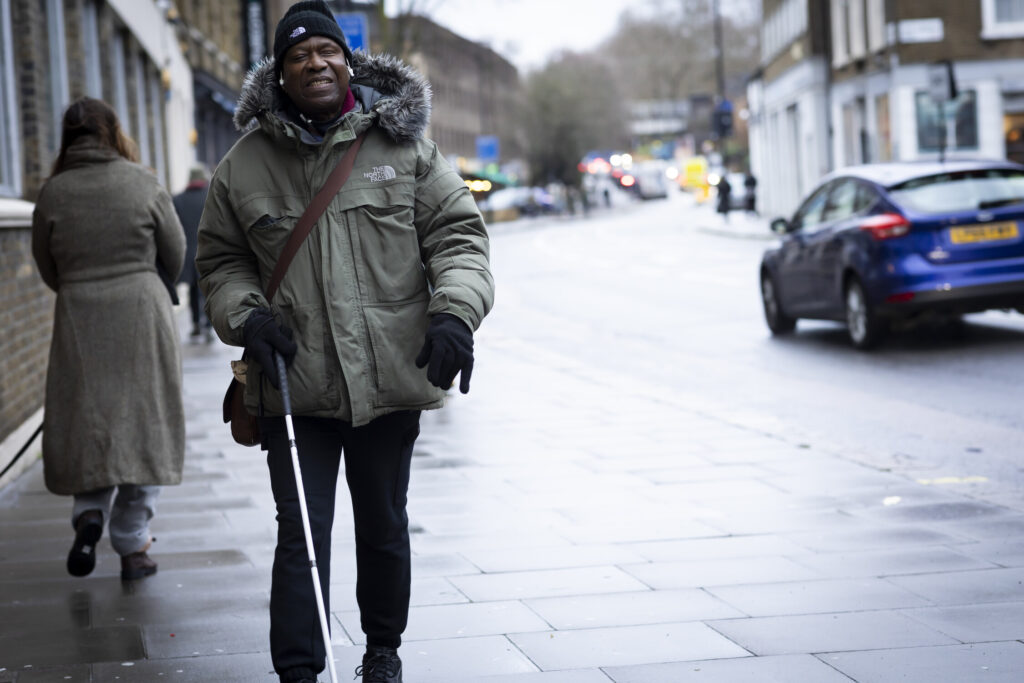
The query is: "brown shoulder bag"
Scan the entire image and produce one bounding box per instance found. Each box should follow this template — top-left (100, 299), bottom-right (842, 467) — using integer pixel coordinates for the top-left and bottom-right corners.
top-left (222, 132), bottom-right (367, 446)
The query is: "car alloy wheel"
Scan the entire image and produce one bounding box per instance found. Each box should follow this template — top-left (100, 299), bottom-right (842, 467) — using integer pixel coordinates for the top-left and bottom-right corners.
top-left (845, 278), bottom-right (884, 349)
top-left (761, 272), bottom-right (796, 334)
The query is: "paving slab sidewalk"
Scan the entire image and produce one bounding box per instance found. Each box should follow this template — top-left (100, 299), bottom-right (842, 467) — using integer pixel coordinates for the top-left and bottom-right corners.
top-left (2, 306), bottom-right (1023, 683)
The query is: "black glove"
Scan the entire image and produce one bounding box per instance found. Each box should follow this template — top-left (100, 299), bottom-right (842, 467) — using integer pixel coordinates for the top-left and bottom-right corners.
top-left (242, 308), bottom-right (297, 390)
top-left (415, 313), bottom-right (474, 394)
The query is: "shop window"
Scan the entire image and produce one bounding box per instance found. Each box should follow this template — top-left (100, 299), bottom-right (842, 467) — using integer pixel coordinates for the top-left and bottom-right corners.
top-left (915, 90), bottom-right (978, 153)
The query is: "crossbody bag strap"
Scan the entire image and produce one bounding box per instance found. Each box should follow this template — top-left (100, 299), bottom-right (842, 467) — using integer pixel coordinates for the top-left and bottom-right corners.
top-left (263, 130), bottom-right (368, 302)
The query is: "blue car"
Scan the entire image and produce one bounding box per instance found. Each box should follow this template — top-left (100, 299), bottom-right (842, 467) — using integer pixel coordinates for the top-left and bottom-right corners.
top-left (760, 160), bottom-right (1024, 349)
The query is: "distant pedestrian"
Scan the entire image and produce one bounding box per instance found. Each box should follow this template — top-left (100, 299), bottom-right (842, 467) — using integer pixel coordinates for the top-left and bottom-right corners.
top-left (744, 171), bottom-right (758, 214)
top-left (31, 96), bottom-right (186, 582)
top-left (196, 2), bottom-right (494, 682)
top-left (717, 173), bottom-right (732, 218)
top-left (172, 165), bottom-right (213, 342)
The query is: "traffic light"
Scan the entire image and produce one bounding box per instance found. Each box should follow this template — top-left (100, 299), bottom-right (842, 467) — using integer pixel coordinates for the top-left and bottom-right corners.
top-left (713, 108), bottom-right (733, 139)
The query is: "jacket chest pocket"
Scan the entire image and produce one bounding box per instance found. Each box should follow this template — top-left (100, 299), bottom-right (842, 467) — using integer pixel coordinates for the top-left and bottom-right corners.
top-left (237, 194), bottom-right (307, 270)
top-left (335, 182), bottom-right (425, 304)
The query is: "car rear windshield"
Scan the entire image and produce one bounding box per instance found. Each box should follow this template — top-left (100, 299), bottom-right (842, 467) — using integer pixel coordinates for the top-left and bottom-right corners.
top-left (888, 169), bottom-right (1024, 215)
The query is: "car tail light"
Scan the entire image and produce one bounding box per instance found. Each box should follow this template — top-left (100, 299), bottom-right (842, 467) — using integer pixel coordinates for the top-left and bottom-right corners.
top-left (885, 292), bottom-right (916, 303)
top-left (860, 213), bottom-right (911, 240)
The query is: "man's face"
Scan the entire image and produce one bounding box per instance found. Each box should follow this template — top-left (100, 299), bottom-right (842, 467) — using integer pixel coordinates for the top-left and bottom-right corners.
top-left (280, 36), bottom-right (350, 122)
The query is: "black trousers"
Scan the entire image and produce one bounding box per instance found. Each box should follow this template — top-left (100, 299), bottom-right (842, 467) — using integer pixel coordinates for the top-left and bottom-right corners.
top-left (261, 411), bottom-right (420, 680)
top-left (187, 274), bottom-right (207, 332)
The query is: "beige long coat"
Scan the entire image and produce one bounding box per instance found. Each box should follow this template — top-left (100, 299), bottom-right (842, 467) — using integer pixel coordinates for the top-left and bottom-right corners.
top-left (31, 137), bottom-right (186, 495)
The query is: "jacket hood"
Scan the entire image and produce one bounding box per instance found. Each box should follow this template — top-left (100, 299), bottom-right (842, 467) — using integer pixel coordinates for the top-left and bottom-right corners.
top-left (233, 51), bottom-right (432, 144)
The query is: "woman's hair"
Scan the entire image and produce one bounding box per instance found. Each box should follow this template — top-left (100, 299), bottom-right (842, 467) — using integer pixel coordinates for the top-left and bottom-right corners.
top-left (50, 97), bottom-right (139, 176)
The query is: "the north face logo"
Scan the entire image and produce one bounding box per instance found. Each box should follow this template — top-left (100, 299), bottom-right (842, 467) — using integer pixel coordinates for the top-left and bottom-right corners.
top-left (364, 166), bottom-right (397, 182)
top-left (290, 26), bottom-right (306, 39)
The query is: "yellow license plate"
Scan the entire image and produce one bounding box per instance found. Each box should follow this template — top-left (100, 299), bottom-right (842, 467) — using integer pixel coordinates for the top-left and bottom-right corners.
top-left (949, 221), bottom-right (1019, 244)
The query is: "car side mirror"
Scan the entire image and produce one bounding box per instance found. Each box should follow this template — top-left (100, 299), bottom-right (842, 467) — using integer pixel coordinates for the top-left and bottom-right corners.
top-left (770, 218), bottom-right (791, 234)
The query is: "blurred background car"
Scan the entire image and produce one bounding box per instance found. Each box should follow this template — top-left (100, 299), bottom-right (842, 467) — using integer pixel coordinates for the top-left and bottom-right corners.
top-left (759, 160), bottom-right (1024, 349)
top-left (622, 161), bottom-right (670, 200)
top-left (478, 186), bottom-right (559, 220)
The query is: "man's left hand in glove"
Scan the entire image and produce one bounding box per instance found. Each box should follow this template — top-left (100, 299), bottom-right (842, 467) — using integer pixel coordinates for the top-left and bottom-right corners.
top-left (415, 313), bottom-right (474, 394)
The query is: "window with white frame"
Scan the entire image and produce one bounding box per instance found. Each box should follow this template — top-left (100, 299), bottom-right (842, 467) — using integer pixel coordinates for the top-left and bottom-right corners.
top-left (148, 65), bottom-right (166, 185)
top-left (832, 0), bottom-right (850, 66)
top-left (46, 0), bottom-right (70, 157)
top-left (847, 0), bottom-right (866, 60)
top-left (762, 0), bottom-right (808, 62)
top-left (982, 0), bottom-right (1024, 38)
top-left (133, 49), bottom-right (151, 168)
top-left (82, 0), bottom-right (102, 98)
top-left (0, 0), bottom-right (20, 196)
top-left (866, 0), bottom-right (886, 51)
top-left (111, 30), bottom-right (130, 137)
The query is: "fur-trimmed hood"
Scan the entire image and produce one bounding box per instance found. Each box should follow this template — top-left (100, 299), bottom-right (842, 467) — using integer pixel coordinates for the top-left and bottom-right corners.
top-left (233, 51), bottom-right (432, 144)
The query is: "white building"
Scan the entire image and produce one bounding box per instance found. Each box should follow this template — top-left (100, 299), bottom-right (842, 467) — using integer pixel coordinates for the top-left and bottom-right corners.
top-left (746, 0), bottom-right (833, 219)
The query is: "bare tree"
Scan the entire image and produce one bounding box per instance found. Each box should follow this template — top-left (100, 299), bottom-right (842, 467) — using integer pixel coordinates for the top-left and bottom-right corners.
top-left (521, 51), bottom-right (629, 186)
top-left (601, 0), bottom-right (759, 102)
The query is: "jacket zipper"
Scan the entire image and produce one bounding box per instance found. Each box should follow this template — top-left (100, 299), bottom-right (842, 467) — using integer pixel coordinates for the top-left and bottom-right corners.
top-left (341, 210), bottom-right (379, 389)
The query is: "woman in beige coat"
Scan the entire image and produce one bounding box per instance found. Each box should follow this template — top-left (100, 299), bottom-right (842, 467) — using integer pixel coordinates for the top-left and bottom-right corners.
top-left (31, 97), bottom-right (186, 581)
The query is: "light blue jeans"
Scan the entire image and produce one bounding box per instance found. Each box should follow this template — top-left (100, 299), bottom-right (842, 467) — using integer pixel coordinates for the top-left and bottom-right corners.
top-left (72, 485), bottom-right (160, 556)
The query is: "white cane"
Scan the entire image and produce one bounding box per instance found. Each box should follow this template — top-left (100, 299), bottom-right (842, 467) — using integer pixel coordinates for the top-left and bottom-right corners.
top-left (275, 353), bottom-right (339, 683)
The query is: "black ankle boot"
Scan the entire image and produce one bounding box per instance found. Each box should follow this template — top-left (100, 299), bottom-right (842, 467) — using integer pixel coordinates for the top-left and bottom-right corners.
top-left (355, 645), bottom-right (402, 682)
top-left (67, 510), bottom-right (103, 577)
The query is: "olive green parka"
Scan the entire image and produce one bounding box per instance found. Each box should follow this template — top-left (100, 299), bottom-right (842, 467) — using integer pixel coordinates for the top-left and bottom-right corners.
top-left (196, 52), bottom-right (493, 427)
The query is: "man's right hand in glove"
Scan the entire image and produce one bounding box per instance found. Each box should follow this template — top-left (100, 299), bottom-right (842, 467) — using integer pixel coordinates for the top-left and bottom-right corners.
top-left (242, 307), bottom-right (297, 390)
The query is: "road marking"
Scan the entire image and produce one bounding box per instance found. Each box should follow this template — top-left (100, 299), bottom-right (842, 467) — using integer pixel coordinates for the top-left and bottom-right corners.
top-left (916, 476), bottom-right (989, 485)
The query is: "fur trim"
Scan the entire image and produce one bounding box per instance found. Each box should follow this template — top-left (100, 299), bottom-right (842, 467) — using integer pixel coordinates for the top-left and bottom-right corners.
top-left (233, 52), bottom-right (432, 144)
top-left (233, 57), bottom-right (279, 132)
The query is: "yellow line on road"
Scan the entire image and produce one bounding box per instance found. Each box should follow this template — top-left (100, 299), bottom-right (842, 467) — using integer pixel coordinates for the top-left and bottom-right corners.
top-left (916, 476), bottom-right (989, 485)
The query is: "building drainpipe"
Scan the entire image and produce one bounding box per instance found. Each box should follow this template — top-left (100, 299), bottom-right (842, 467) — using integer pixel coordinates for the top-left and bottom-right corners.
top-left (823, 0), bottom-right (834, 175)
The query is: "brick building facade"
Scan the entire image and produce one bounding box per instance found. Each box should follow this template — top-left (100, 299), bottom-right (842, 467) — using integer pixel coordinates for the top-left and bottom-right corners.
top-left (748, 0), bottom-right (1024, 219)
top-left (171, 0), bottom-right (255, 167)
top-left (829, 0), bottom-right (1024, 169)
top-left (395, 14), bottom-right (522, 172)
top-left (0, 200), bottom-right (50, 488)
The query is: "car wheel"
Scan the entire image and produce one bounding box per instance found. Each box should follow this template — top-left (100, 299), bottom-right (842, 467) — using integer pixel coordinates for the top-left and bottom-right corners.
top-left (761, 272), bottom-right (796, 334)
top-left (845, 278), bottom-right (885, 350)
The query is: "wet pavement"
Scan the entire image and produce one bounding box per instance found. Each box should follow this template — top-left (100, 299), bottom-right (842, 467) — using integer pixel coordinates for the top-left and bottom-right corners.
top-left (3, 218), bottom-right (1024, 681)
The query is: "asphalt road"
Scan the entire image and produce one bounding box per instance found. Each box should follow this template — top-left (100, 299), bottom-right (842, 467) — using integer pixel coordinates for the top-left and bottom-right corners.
top-left (486, 191), bottom-right (1024, 512)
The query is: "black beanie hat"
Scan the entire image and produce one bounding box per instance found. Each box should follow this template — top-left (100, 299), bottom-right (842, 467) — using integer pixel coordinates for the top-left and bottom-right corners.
top-left (273, 0), bottom-right (352, 74)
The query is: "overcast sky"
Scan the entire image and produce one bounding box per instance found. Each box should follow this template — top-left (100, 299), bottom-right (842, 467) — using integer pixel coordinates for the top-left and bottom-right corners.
top-left (384, 0), bottom-right (638, 72)
top-left (381, 0), bottom-right (759, 73)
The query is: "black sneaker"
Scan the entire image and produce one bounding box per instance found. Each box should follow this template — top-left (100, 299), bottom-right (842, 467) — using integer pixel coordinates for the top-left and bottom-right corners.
top-left (67, 510), bottom-right (103, 577)
top-left (355, 646), bottom-right (402, 682)
top-left (279, 667), bottom-right (317, 683)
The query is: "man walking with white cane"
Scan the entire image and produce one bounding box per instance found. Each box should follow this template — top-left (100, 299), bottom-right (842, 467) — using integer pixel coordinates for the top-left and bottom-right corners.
top-left (196, 2), bottom-right (493, 681)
